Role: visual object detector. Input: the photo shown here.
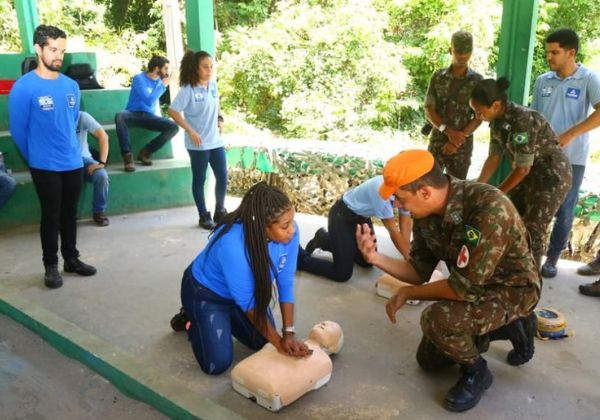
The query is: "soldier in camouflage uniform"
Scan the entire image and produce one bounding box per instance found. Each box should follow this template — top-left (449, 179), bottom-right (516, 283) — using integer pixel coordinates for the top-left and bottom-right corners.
top-left (471, 77), bottom-right (572, 267)
top-left (424, 31), bottom-right (483, 179)
top-left (356, 149), bottom-right (540, 412)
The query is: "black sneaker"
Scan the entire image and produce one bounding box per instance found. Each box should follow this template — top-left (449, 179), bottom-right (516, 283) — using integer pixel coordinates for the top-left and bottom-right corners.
top-left (305, 227), bottom-right (329, 255)
top-left (444, 357), bottom-right (493, 412)
top-left (44, 264), bottom-right (63, 289)
top-left (64, 258), bottom-right (97, 276)
top-left (506, 312), bottom-right (537, 366)
top-left (579, 278), bottom-right (600, 297)
top-left (199, 212), bottom-right (216, 230)
top-left (170, 308), bottom-right (188, 332)
top-left (214, 208), bottom-right (228, 224)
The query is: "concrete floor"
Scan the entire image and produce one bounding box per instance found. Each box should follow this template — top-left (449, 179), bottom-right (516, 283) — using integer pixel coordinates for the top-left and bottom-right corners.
top-left (1, 202), bottom-right (599, 419)
top-left (0, 314), bottom-right (167, 420)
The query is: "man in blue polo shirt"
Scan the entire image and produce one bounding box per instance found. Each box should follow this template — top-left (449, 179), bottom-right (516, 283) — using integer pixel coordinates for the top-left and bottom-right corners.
top-left (9, 25), bottom-right (96, 289)
top-left (115, 55), bottom-right (179, 172)
top-left (531, 28), bottom-right (600, 278)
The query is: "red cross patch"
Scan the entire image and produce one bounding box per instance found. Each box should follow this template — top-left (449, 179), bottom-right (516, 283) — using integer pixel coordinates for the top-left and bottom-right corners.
top-left (457, 245), bottom-right (469, 268)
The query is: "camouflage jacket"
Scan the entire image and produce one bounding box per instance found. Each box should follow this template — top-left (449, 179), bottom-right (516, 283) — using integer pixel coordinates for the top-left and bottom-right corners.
top-left (409, 177), bottom-right (541, 303)
top-left (489, 102), bottom-right (565, 169)
top-left (425, 65), bottom-right (483, 146)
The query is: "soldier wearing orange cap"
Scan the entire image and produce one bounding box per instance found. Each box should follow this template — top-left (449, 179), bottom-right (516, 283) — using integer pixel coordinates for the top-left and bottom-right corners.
top-left (357, 149), bottom-right (540, 412)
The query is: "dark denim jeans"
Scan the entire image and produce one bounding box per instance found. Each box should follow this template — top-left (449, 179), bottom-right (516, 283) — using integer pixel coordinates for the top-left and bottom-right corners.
top-left (188, 147), bottom-right (228, 216)
top-left (0, 172), bottom-right (16, 208)
top-left (180, 265), bottom-right (273, 375)
top-left (297, 199), bottom-right (373, 282)
top-left (30, 167), bottom-right (83, 265)
top-left (115, 110), bottom-right (178, 154)
top-left (546, 164), bottom-right (585, 258)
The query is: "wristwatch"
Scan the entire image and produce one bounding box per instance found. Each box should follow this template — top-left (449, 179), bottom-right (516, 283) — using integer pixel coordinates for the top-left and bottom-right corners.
top-left (282, 326), bottom-right (296, 334)
top-left (438, 124), bottom-right (447, 133)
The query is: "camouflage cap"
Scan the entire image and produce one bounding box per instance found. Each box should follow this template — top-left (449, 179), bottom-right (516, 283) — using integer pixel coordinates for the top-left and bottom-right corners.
top-left (451, 31), bottom-right (473, 53)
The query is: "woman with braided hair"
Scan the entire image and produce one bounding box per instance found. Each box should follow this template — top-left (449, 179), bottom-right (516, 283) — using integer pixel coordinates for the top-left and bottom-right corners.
top-left (170, 182), bottom-right (312, 374)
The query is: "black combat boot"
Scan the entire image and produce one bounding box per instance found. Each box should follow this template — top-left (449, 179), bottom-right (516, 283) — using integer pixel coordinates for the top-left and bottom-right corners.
top-left (444, 357), bottom-right (493, 412)
top-left (64, 258), bottom-right (97, 276)
top-left (506, 312), bottom-right (537, 366)
top-left (44, 264), bottom-right (63, 289)
top-left (305, 227), bottom-right (329, 254)
top-left (199, 212), bottom-right (216, 230)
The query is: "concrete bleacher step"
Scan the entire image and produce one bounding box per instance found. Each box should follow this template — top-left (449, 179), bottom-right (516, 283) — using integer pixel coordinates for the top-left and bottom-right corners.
top-left (0, 159), bottom-right (193, 229)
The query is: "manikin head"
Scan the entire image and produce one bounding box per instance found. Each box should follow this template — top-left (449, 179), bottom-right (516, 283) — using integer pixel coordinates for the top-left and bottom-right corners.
top-left (308, 321), bottom-right (344, 354)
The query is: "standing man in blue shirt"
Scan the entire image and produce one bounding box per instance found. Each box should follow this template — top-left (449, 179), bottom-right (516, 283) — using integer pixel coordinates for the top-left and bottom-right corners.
top-left (77, 111), bottom-right (110, 226)
top-left (115, 55), bottom-right (179, 172)
top-left (531, 29), bottom-right (600, 278)
top-left (8, 25), bottom-right (97, 289)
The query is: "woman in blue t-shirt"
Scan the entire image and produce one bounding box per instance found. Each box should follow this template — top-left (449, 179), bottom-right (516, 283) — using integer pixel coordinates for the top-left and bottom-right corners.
top-left (168, 50), bottom-right (228, 229)
top-left (171, 182), bottom-right (312, 374)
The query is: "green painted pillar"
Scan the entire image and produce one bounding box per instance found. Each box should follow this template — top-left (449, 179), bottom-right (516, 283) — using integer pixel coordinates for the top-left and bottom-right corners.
top-left (489, 0), bottom-right (539, 186)
top-left (14, 0), bottom-right (39, 55)
top-left (185, 0), bottom-right (215, 54)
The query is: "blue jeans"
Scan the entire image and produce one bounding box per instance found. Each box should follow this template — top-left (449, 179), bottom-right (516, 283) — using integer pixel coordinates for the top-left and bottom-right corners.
top-left (180, 265), bottom-right (273, 375)
top-left (188, 147), bottom-right (228, 216)
top-left (297, 199), bottom-right (373, 282)
top-left (546, 164), bottom-right (585, 258)
top-left (115, 110), bottom-right (178, 154)
top-left (0, 172), bottom-right (17, 208)
top-left (83, 157), bottom-right (109, 213)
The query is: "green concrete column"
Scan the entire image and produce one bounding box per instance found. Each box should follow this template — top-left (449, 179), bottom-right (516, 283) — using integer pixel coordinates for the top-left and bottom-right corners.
top-left (185, 0), bottom-right (215, 54)
top-left (489, 0), bottom-right (539, 186)
top-left (14, 0), bottom-right (39, 55)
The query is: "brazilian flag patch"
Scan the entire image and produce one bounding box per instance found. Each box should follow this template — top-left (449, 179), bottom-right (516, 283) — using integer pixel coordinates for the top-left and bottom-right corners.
top-left (512, 132), bottom-right (529, 145)
top-left (464, 225), bottom-right (481, 246)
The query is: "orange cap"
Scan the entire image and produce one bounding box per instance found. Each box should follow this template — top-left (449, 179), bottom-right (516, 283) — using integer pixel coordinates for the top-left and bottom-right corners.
top-left (379, 150), bottom-right (435, 199)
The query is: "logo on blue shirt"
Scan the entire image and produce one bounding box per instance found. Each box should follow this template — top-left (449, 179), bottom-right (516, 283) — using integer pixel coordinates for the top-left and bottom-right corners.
top-left (67, 94), bottom-right (76, 108)
top-left (38, 96), bottom-right (54, 111)
top-left (278, 254), bottom-right (287, 272)
top-left (565, 87), bottom-right (581, 100)
top-left (194, 92), bottom-right (205, 102)
top-left (541, 86), bottom-right (553, 97)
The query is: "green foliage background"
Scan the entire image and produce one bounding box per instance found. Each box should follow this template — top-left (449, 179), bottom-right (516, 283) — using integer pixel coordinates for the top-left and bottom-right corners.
top-left (2, 0), bottom-right (600, 140)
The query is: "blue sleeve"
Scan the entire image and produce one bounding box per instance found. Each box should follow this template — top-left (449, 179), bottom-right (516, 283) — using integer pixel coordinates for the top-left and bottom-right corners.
top-left (73, 83), bottom-right (80, 125)
top-left (170, 85), bottom-right (190, 113)
top-left (8, 81), bottom-right (31, 161)
top-left (130, 75), bottom-right (165, 110)
top-left (148, 80), bottom-right (166, 106)
top-left (586, 71), bottom-right (600, 108)
top-left (217, 236), bottom-right (257, 311)
top-left (81, 111), bottom-right (102, 133)
top-left (275, 224), bottom-right (300, 304)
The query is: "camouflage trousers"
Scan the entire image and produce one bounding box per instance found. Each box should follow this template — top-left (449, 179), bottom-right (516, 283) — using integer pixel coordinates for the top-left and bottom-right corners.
top-left (509, 156), bottom-right (572, 268)
top-left (419, 285), bottom-right (539, 366)
top-left (428, 137), bottom-right (473, 180)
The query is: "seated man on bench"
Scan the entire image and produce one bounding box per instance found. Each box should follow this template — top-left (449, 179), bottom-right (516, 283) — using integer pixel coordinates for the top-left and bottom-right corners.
top-left (115, 55), bottom-right (178, 172)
